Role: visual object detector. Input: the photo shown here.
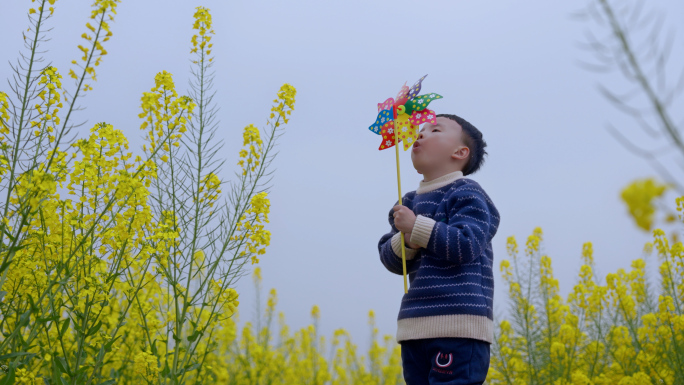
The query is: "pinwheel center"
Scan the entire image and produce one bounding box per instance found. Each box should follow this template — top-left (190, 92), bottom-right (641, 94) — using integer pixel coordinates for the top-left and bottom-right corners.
top-left (396, 105), bottom-right (406, 115)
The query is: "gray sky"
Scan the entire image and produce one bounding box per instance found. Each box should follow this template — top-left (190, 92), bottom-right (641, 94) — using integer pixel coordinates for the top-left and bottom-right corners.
top-left (2, 0), bottom-right (683, 350)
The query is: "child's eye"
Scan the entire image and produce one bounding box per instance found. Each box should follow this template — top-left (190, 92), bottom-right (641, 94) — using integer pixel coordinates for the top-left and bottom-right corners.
top-left (432, 129), bottom-right (440, 132)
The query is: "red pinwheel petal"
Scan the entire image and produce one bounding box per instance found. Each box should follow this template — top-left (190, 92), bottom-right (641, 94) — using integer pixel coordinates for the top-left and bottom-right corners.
top-left (409, 109), bottom-right (437, 126)
top-left (378, 120), bottom-right (397, 150)
top-left (378, 97), bottom-right (394, 113)
top-left (395, 84), bottom-right (409, 106)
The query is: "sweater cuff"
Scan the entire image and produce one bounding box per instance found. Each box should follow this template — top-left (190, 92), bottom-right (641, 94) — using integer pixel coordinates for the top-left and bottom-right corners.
top-left (410, 215), bottom-right (436, 248)
top-left (391, 232), bottom-right (418, 261)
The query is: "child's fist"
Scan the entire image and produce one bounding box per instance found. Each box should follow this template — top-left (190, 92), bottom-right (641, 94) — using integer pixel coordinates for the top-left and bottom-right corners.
top-left (404, 232), bottom-right (421, 249)
top-left (393, 205), bottom-right (417, 234)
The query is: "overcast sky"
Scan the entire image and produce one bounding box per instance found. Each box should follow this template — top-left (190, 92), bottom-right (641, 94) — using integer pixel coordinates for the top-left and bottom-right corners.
top-left (2, 0), bottom-right (684, 350)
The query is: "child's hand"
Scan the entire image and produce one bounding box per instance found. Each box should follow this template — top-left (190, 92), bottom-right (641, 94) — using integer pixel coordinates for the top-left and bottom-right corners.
top-left (404, 232), bottom-right (421, 249)
top-left (393, 205), bottom-right (417, 235)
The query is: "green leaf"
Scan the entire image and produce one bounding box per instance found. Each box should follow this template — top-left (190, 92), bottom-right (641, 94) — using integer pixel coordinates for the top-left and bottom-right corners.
top-left (150, 339), bottom-right (158, 356)
top-left (55, 357), bottom-right (70, 377)
top-left (0, 366), bottom-right (15, 385)
top-left (86, 321), bottom-right (102, 337)
top-left (0, 352), bottom-right (35, 361)
top-left (0, 228), bottom-right (15, 243)
top-left (76, 364), bottom-right (92, 377)
top-left (186, 329), bottom-right (202, 343)
top-left (104, 272), bottom-right (121, 285)
top-left (0, 260), bottom-right (11, 276)
top-left (36, 314), bottom-right (59, 323)
top-left (103, 335), bottom-right (120, 353)
top-left (59, 318), bottom-right (71, 338)
top-left (72, 310), bottom-right (84, 322)
top-left (51, 359), bottom-right (64, 385)
top-left (18, 310), bottom-right (31, 327)
top-left (160, 362), bottom-right (170, 377)
top-left (183, 363), bottom-right (200, 373)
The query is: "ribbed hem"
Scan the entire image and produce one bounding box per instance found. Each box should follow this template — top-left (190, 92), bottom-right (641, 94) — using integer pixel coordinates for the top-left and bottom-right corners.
top-left (391, 232), bottom-right (418, 261)
top-left (416, 170), bottom-right (464, 195)
top-left (397, 314), bottom-right (493, 343)
top-left (410, 215), bottom-right (435, 248)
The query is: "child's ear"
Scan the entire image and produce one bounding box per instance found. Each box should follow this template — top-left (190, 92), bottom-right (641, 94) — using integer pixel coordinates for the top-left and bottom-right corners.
top-left (451, 146), bottom-right (469, 161)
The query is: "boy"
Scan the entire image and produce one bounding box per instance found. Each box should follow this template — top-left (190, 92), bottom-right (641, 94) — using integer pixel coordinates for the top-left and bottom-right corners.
top-left (378, 114), bottom-right (500, 385)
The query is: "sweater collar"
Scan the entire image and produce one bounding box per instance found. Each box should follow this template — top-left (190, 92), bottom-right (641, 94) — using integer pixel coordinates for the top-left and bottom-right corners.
top-left (416, 170), bottom-right (464, 195)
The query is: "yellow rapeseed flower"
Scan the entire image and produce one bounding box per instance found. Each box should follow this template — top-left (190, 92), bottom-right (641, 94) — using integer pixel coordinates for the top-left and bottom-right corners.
top-left (621, 178), bottom-right (669, 231)
top-left (134, 350), bottom-right (159, 383)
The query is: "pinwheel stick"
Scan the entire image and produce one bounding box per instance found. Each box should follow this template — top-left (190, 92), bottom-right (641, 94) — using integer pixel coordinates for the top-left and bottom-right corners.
top-left (369, 75), bottom-right (442, 294)
top-left (393, 122), bottom-right (409, 294)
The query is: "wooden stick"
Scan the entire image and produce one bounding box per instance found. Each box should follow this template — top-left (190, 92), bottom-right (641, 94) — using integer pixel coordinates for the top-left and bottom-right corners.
top-left (393, 119), bottom-right (409, 294)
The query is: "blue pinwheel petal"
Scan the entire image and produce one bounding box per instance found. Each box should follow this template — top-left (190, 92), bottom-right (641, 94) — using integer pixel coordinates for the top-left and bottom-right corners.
top-left (369, 109), bottom-right (393, 135)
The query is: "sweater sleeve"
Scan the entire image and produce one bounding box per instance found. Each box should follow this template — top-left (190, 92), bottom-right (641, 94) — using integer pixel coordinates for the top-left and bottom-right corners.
top-left (408, 188), bottom-right (491, 264)
top-left (378, 199), bottom-right (420, 275)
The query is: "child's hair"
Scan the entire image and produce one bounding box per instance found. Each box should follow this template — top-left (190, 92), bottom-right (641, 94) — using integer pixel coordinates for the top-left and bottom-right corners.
top-left (437, 114), bottom-right (488, 176)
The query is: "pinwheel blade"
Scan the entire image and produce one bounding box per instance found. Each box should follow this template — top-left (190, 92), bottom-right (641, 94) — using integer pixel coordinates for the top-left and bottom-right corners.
top-left (395, 84), bottom-right (410, 106)
top-left (378, 97), bottom-right (395, 113)
top-left (369, 109), bottom-right (393, 135)
top-left (394, 114), bottom-right (417, 151)
top-left (405, 93), bottom-right (443, 115)
top-left (402, 123), bottom-right (419, 151)
top-left (407, 74), bottom-right (427, 100)
top-left (394, 113), bottom-right (412, 144)
top-left (409, 109), bottom-right (437, 126)
top-left (378, 120), bottom-right (397, 150)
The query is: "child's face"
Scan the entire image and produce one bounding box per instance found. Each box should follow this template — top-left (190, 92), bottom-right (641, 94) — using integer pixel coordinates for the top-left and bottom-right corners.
top-left (410, 116), bottom-right (467, 175)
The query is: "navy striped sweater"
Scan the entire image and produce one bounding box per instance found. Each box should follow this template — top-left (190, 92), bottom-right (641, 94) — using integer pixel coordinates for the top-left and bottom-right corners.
top-left (378, 170), bottom-right (500, 343)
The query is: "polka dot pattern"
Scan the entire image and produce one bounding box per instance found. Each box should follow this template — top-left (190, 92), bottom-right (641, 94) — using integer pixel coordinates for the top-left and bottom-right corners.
top-left (394, 113), bottom-right (411, 134)
top-left (377, 97), bottom-right (395, 113)
top-left (408, 74), bottom-right (427, 100)
top-left (395, 84), bottom-right (409, 105)
top-left (369, 108), bottom-right (393, 135)
top-left (377, 114), bottom-right (419, 151)
top-left (402, 123), bottom-right (419, 151)
top-left (409, 109), bottom-right (437, 126)
top-left (405, 93), bottom-right (443, 115)
top-left (372, 77), bottom-right (443, 152)
top-left (378, 120), bottom-right (397, 150)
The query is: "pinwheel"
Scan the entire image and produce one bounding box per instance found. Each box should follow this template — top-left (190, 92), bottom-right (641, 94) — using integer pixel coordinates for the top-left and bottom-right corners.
top-left (369, 75), bottom-right (443, 151)
top-left (368, 75), bottom-right (443, 293)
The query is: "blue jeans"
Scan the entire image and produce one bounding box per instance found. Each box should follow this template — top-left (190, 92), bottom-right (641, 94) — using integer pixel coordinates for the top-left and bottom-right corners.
top-left (400, 337), bottom-right (490, 385)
